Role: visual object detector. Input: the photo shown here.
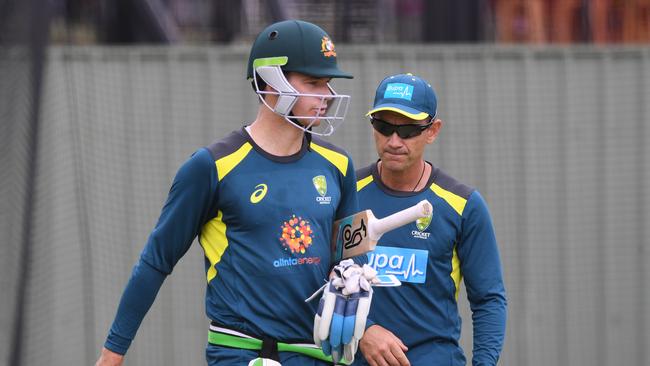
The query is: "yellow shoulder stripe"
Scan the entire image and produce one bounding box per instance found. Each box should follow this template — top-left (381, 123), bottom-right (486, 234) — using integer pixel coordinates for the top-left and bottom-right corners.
top-left (430, 182), bottom-right (467, 216)
top-left (215, 142), bottom-right (252, 181)
top-left (451, 245), bottom-right (462, 300)
top-left (356, 175), bottom-right (373, 191)
top-left (200, 210), bottom-right (228, 283)
top-left (310, 142), bottom-right (348, 176)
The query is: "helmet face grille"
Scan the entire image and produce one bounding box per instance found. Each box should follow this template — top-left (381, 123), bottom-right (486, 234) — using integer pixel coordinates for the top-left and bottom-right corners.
top-left (252, 66), bottom-right (351, 136)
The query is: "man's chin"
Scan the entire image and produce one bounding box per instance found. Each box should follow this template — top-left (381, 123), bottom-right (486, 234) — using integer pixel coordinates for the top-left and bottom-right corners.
top-left (381, 157), bottom-right (408, 171)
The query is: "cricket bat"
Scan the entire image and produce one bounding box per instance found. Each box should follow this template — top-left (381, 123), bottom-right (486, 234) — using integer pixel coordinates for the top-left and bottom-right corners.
top-left (331, 199), bottom-right (432, 262)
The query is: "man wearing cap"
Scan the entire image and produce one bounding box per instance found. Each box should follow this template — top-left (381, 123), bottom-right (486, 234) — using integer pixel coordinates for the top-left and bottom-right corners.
top-left (96, 20), bottom-right (367, 366)
top-left (353, 74), bottom-right (507, 366)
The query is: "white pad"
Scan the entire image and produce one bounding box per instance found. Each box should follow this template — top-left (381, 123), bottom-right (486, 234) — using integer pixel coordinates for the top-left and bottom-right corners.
top-left (255, 66), bottom-right (298, 115)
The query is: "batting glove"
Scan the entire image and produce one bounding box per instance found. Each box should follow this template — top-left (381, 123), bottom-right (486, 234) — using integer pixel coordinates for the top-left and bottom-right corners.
top-left (307, 259), bottom-right (378, 364)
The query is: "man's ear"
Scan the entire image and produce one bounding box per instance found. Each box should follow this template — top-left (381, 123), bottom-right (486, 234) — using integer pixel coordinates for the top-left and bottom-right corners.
top-left (426, 118), bottom-right (443, 144)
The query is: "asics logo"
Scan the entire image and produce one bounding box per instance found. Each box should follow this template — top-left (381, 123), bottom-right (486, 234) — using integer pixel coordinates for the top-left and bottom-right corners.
top-left (250, 183), bottom-right (268, 204)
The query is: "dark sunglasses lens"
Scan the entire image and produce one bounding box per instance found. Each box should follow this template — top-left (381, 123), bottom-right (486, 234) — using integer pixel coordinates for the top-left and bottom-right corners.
top-left (371, 119), bottom-right (395, 136)
top-left (397, 125), bottom-right (421, 138)
top-left (371, 118), bottom-right (430, 139)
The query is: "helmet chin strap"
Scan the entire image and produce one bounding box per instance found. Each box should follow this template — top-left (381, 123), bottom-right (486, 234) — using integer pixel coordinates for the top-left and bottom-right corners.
top-left (253, 65), bottom-right (348, 136)
top-left (285, 112), bottom-right (334, 136)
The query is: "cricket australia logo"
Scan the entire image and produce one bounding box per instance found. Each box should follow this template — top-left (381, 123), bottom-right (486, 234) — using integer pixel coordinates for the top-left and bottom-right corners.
top-left (411, 208), bottom-right (432, 239)
top-left (313, 175), bottom-right (331, 205)
top-left (320, 36), bottom-right (337, 57)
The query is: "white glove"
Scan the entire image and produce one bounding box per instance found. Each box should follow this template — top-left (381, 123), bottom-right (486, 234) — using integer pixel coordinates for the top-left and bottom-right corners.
top-left (308, 259), bottom-right (378, 364)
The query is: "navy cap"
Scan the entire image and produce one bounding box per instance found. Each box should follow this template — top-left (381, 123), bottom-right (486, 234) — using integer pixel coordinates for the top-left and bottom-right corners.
top-left (367, 73), bottom-right (437, 120)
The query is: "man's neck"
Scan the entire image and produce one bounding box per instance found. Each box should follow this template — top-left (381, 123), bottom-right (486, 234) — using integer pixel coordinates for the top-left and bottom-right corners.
top-left (248, 108), bottom-right (305, 156)
top-left (378, 160), bottom-right (430, 192)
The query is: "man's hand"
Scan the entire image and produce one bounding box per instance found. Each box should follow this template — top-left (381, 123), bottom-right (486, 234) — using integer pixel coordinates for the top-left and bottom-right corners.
top-left (309, 259), bottom-right (379, 364)
top-left (359, 325), bottom-right (410, 366)
top-left (95, 347), bottom-right (124, 366)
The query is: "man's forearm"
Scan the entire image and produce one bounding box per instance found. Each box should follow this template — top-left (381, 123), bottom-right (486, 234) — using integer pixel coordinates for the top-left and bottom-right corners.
top-left (104, 259), bottom-right (167, 354)
top-left (471, 292), bottom-right (507, 365)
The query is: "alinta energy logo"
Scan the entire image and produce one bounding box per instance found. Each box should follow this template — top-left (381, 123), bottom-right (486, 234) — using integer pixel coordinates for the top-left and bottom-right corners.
top-left (274, 215), bottom-right (321, 268)
top-left (313, 175), bottom-right (331, 205)
top-left (412, 208), bottom-right (433, 239)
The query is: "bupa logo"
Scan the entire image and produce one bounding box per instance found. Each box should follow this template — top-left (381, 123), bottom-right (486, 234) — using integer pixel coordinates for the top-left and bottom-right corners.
top-left (384, 83), bottom-right (414, 101)
top-left (367, 246), bottom-right (427, 283)
top-left (313, 175), bottom-right (331, 204)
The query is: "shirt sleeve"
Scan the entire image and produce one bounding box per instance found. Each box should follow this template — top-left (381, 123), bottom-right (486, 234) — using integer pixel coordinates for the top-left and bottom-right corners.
top-left (104, 148), bottom-right (218, 354)
top-left (456, 191), bottom-right (507, 366)
top-left (140, 148), bottom-right (219, 273)
top-left (335, 154), bottom-right (359, 221)
top-left (104, 260), bottom-right (166, 354)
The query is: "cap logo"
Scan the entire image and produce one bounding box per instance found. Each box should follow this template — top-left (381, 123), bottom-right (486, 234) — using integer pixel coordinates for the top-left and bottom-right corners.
top-left (320, 36), bottom-right (337, 57)
top-left (384, 83), bottom-right (413, 101)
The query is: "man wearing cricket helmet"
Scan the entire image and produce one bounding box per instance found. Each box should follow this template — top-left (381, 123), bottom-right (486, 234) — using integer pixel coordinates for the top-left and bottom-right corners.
top-left (96, 20), bottom-right (372, 366)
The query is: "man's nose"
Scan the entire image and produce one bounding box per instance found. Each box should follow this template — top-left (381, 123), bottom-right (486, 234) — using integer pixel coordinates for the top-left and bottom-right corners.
top-left (317, 84), bottom-right (333, 96)
top-left (386, 132), bottom-right (403, 147)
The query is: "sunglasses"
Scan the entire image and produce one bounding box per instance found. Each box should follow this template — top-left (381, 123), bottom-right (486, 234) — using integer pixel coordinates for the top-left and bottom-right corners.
top-left (370, 117), bottom-right (432, 139)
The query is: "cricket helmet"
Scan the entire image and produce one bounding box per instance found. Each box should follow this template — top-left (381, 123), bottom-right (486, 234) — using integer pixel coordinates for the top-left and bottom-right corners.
top-left (246, 20), bottom-right (352, 136)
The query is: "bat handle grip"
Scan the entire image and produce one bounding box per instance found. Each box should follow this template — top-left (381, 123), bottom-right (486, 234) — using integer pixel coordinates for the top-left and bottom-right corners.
top-left (369, 199), bottom-right (432, 241)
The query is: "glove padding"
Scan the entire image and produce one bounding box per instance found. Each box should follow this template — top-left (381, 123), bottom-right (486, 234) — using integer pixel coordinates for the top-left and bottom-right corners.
top-left (308, 259), bottom-right (378, 364)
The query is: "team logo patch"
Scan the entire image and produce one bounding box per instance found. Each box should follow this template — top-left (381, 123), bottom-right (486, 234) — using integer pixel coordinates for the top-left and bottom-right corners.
top-left (367, 246), bottom-right (428, 283)
top-left (320, 36), bottom-right (337, 57)
top-left (412, 205), bottom-right (432, 239)
top-left (313, 175), bottom-right (327, 196)
top-left (313, 175), bottom-right (331, 204)
top-left (384, 83), bottom-right (414, 101)
top-left (250, 183), bottom-right (268, 204)
top-left (275, 215), bottom-right (321, 268)
top-left (279, 215), bottom-right (314, 254)
top-left (416, 210), bottom-right (432, 231)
